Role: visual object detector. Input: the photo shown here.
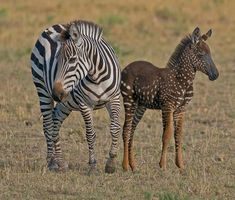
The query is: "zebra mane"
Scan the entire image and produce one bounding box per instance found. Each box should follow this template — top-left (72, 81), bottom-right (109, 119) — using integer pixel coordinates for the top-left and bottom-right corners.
top-left (166, 35), bottom-right (192, 68)
top-left (61, 20), bottom-right (103, 42)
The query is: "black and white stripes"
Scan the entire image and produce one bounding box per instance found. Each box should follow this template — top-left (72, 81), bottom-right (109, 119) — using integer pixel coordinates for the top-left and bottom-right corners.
top-left (31, 20), bottom-right (121, 172)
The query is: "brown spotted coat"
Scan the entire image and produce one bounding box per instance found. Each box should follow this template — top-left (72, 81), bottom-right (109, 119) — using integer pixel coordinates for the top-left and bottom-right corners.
top-left (121, 27), bottom-right (219, 171)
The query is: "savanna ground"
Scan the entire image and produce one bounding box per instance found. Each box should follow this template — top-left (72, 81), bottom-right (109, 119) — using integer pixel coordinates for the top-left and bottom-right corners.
top-left (0, 0), bottom-right (234, 199)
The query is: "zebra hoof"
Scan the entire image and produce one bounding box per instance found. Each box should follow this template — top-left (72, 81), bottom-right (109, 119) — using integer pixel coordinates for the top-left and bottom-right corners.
top-left (47, 157), bottom-right (59, 171)
top-left (48, 159), bottom-right (68, 172)
top-left (48, 161), bottom-right (59, 171)
top-left (57, 161), bottom-right (69, 172)
top-left (105, 158), bottom-right (116, 174)
top-left (87, 163), bottom-right (99, 176)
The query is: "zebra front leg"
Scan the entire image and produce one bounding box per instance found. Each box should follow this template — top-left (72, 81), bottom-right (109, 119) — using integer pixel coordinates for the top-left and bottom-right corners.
top-left (80, 106), bottom-right (97, 175)
top-left (105, 97), bottom-right (121, 174)
top-left (159, 110), bottom-right (174, 170)
top-left (39, 98), bottom-right (56, 170)
top-left (129, 106), bottom-right (146, 171)
top-left (173, 110), bottom-right (185, 169)
top-left (122, 102), bottom-right (136, 171)
top-left (51, 103), bottom-right (72, 171)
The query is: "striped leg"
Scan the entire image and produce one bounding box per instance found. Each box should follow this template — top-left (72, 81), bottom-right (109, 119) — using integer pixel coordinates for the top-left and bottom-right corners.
top-left (159, 110), bottom-right (174, 170)
top-left (173, 111), bottom-right (185, 169)
top-left (129, 106), bottom-right (146, 171)
top-left (35, 84), bottom-right (55, 169)
top-left (41, 100), bottom-right (54, 167)
top-left (122, 100), bottom-right (137, 171)
top-left (105, 97), bottom-right (121, 173)
top-left (51, 103), bottom-right (72, 171)
top-left (80, 105), bottom-right (97, 171)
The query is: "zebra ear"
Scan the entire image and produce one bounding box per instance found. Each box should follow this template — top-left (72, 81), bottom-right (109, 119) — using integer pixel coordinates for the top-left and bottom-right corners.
top-left (69, 23), bottom-right (80, 41)
top-left (202, 29), bottom-right (212, 41)
top-left (191, 27), bottom-right (201, 44)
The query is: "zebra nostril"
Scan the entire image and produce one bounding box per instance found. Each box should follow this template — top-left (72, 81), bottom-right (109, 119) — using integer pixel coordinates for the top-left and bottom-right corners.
top-left (52, 81), bottom-right (65, 102)
top-left (52, 91), bottom-right (61, 102)
top-left (59, 91), bottom-right (68, 102)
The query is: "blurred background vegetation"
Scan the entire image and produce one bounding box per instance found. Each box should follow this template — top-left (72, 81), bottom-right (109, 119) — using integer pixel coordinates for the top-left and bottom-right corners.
top-left (0, 0), bottom-right (234, 199)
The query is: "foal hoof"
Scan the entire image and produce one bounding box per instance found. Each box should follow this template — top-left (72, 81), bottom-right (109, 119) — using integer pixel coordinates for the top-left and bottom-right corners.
top-left (159, 162), bottom-right (167, 171)
top-left (122, 161), bottom-right (129, 172)
top-left (130, 165), bottom-right (136, 172)
top-left (105, 158), bottom-right (116, 174)
top-left (175, 159), bottom-right (184, 170)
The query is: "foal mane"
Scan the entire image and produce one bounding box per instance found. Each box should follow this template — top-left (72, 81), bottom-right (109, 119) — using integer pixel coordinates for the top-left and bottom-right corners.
top-left (166, 35), bottom-right (192, 68)
top-left (61, 20), bottom-right (103, 42)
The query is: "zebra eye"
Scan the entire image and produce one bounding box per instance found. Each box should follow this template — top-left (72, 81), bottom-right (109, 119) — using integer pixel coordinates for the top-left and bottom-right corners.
top-left (69, 57), bottom-right (76, 63)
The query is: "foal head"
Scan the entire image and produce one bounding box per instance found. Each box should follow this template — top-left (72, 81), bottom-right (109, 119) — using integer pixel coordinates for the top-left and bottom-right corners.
top-left (190, 27), bottom-right (219, 81)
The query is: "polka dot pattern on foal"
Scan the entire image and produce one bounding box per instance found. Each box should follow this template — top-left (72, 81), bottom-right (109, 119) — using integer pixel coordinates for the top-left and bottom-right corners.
top-left (121, 27), bottom-right (219, 171)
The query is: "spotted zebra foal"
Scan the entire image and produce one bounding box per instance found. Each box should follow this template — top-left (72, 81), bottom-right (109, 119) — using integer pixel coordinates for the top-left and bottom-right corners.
top-left (121, 27), bottom-right (219, 171)
top-left (31, 20), bottom-right (121, 173)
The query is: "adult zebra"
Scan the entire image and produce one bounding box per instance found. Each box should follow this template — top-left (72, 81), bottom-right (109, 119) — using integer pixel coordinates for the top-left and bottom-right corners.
top-left (31, 20), bottom-right (121, 173)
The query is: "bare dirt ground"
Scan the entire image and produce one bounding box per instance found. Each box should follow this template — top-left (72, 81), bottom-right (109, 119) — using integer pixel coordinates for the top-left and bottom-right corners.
top-left (0, 0), bottom-right (234, 199)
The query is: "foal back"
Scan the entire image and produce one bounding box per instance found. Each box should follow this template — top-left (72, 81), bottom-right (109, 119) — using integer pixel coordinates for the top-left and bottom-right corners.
top-left (121, 61), bottom-right (171, 110)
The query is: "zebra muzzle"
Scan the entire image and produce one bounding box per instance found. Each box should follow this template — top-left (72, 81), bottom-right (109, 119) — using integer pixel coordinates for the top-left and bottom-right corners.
top-left (52, 81), bottom-right (68, 102)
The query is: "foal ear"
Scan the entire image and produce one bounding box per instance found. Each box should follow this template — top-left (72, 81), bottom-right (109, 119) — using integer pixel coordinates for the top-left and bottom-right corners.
top-left (191, 27), bottom-right (201, 44)
top-left (69, 23), bottom-right (80, 41)
top-left (202, 29), bottom-right (212, 41)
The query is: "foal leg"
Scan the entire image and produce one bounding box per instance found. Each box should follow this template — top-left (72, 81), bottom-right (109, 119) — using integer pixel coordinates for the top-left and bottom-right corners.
top-left (122, 100), bottom-right (136, 171)
top-left (129, 106), bottom-right (146, 171)
top-left (51, 103), bottom-right (72, 171)
top-left (173, 110), bottom-right (185, 169)
top-left (80, 105), bottom-right (97, 174)
top-left (159, 110), bottom-right (174, 170)
top-left (105, 97), bottom-right (121, 173)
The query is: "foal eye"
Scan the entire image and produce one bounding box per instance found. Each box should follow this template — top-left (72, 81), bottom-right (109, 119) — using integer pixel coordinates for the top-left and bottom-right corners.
top-left (198, 51), bottom-right (206, 56)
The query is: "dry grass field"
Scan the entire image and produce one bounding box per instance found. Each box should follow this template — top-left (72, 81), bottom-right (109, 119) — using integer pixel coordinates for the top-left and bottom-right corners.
top-left (0, 0), bottom-right (234, 199)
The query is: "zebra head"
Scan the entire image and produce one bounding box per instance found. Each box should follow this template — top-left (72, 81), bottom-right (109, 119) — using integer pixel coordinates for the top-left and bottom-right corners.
top-left (52, 23), bottom-right (91, 102)
top-left (190, 27), bottom-right (219, 81)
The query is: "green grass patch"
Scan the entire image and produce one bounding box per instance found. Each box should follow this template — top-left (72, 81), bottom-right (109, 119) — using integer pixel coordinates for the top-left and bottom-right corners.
top-left (0, 8), bottom-right (7, 18)
top-left (154, 7), bottom-right (189, 36)
top-left (144, 191), bottom-right (153, 200)
top-left (15, 47), bottom-right (32, 59)
top-left (46, 15), bottom-right (54, 23)
top-left (110, 42), bottom-right (132, 58)
top-left (213, 0), bottom-right (224, 5)
top-left (155, 7), bottom-right (176, 21)
top-left (99, 14), bottom-right (125, 28)
top-left (159, 191), bottom-right (190, 200)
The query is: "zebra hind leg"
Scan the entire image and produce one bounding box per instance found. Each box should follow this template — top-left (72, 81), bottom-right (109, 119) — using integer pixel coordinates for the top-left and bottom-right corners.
top-left (105, 97), bottom-right (121, 174)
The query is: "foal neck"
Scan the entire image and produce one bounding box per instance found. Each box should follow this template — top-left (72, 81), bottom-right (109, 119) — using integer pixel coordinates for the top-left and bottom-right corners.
top-left (169, 47), bottom-right (196, 87)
